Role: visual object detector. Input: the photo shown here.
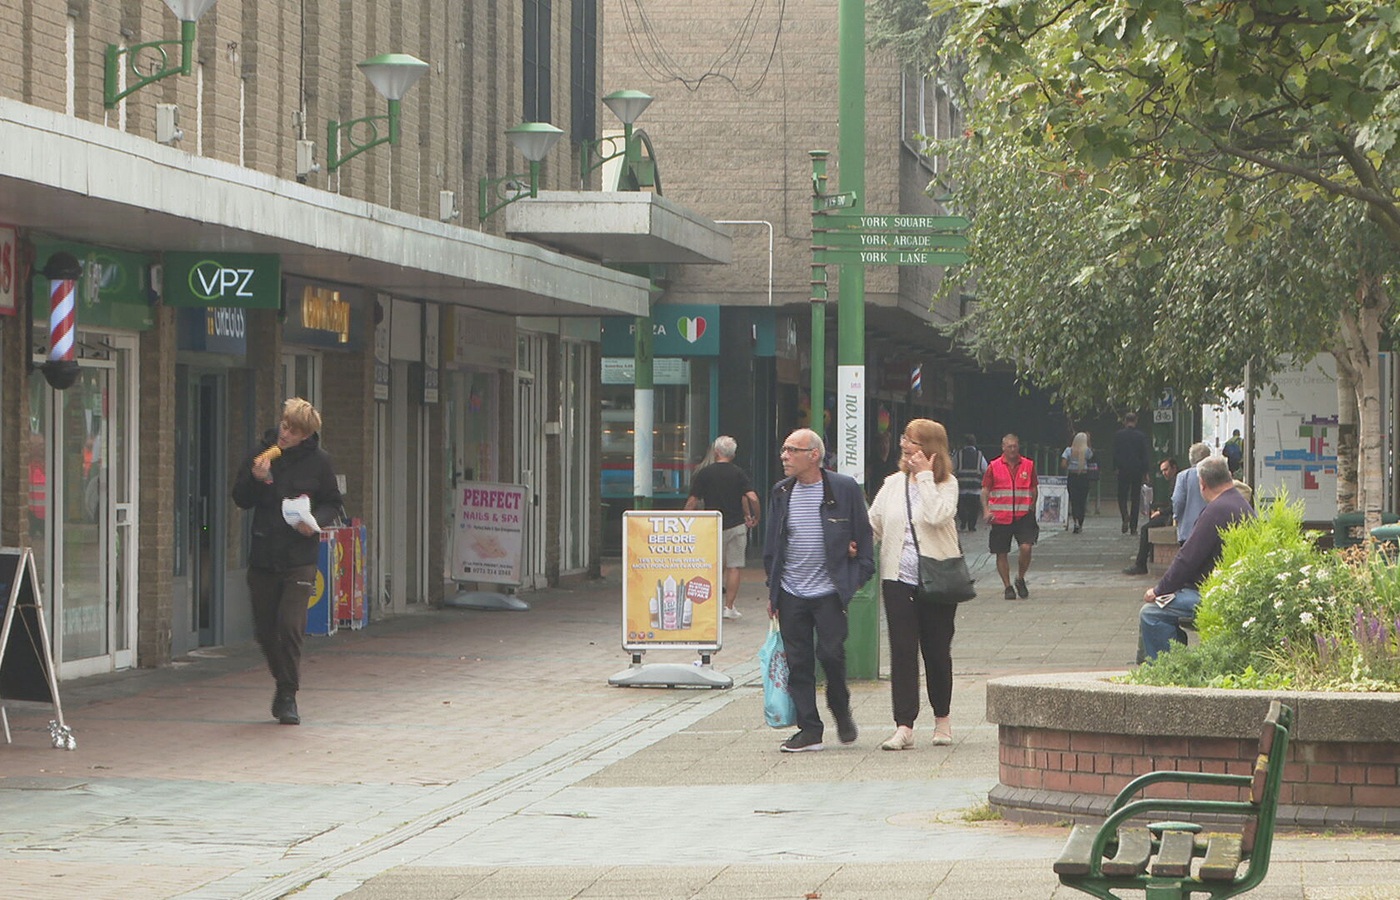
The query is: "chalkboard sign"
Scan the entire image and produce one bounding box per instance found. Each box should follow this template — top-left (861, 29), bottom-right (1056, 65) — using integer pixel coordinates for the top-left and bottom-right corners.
top-left (0, 548), bottom-right (59, 705)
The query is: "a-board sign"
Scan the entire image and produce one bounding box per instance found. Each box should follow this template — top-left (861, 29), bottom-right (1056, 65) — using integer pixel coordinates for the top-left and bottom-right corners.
top-left (621, 511), bottom-right (723, 651)
top-left (0, 548), bottom-right (58, 704)
top-left (451, 482), bottom-right (528, 585)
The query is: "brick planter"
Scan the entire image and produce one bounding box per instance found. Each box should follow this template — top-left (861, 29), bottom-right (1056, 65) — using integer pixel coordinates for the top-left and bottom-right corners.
top-left (987, 672), bottom-right (1400, 831)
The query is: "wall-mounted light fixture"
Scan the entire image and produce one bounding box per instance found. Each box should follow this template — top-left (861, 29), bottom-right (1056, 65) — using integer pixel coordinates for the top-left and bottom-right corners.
top-left (580, 90), bottom-right (655, 188)
top-left (104, 0), bottom-right (219, 108)
top-left (477, 122), bottom-right (564, 221)
top-left (326, 53), bottom-right (429, 173)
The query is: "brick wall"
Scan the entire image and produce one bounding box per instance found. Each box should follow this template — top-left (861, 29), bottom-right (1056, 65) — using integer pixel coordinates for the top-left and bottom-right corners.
top-left (997, 724), bottom-right (1400, 830)
top-left (136, 307), bottom-right (177, 667)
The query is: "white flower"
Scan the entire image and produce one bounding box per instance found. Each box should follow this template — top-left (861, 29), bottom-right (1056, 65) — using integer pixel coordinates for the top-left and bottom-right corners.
top-left (1300, 612), bottom-right (1314, 625)
top-left (1243, 617), bottom-right (1256, 629)
top-left (1274, 599), bottom-right (1284, 610)
top-left (1300, 564), bottom-right (1313, 575)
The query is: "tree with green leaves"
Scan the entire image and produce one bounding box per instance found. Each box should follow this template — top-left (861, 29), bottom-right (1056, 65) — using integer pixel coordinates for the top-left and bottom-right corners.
top-left (910, 0), bottom-right (1400, 522)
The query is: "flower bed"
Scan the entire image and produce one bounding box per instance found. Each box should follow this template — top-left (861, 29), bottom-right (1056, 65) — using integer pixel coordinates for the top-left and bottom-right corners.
top-left (986, 672), bottom-right (1400, 830)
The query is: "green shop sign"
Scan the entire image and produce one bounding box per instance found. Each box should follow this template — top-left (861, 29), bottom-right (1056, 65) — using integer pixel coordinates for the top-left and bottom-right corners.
top-left (601, 303), bottom-right (720, 357)
top-left (30, 237), bottom-right (154, 331)
top-left (163, 252), bottom-right (281, 308)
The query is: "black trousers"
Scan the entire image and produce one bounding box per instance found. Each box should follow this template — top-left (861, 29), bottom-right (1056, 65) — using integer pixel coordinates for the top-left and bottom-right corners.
top-left (956, 493), bottom-right (981, 531)
top-left (1117, 469), bottom-right (1145, 530)
top-left (1066, 473), bottom-right (1092, 526)
top-left (776, 587), bottom-right (850, 737)
top-left (882, 580), bottom-right (956, 725)
top-left (247, 564), bottom-right (315, 693)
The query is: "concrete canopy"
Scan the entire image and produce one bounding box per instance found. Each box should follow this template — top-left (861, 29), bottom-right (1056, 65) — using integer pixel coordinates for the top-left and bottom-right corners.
top-left (0, 100), bottom-right (649, 318)
top-left (505, 191), bottom-right (732, 266)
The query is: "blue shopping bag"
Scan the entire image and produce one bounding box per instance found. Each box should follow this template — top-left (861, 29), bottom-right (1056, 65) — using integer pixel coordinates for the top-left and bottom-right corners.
top-left (759, 619), bottom-right (796, 728)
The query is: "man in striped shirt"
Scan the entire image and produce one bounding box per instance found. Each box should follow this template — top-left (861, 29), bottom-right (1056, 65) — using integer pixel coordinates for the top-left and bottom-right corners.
top-left (763, 428), bottom-right (876, 752)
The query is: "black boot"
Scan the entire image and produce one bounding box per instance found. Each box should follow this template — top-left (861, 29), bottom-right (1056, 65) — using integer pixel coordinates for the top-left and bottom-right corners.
top-left (272, 688), bottom-right (289, 721)
top-left (278, 692), bottom-right (300, 726)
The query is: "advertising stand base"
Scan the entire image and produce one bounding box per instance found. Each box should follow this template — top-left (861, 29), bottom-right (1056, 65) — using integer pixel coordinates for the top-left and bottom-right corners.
top-left (1, 547), bottom-right (76, 750)
top-left (609, 654), bottom-right (733, 689)
top-left (444, 589), bottom-right (529, 611)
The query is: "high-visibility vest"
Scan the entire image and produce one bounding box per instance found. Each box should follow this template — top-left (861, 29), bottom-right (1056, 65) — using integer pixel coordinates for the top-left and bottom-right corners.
top-left (955, 446), bottom-right (984, 493)
top-left (985, 456), bottom-right (1035, 524)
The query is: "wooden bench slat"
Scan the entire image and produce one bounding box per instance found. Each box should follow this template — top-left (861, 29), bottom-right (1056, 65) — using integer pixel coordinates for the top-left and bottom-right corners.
top-left (1100, 827), bottom-right (1153, 876)
top-left (1148, 829), bottom-right (1195, 878)
top-left (1053, 824), bottom-right (1100, 876)
top-left (1199, 833), bottom-right (1245, 882)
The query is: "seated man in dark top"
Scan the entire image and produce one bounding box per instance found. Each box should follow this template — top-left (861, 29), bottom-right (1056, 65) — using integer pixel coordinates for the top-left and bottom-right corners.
top-left (1123, 457), bottom-right (1179, 576)
top-left (1138, 455), bottom-right (1254, 662)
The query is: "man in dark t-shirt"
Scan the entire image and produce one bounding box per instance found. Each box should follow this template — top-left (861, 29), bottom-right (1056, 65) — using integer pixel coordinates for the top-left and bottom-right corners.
top-left (686, 436), bottom-right (760, 618)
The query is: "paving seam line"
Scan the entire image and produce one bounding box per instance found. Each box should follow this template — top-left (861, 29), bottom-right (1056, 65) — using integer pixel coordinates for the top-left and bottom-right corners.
top-left (183, 661), bottom-right (761, 900)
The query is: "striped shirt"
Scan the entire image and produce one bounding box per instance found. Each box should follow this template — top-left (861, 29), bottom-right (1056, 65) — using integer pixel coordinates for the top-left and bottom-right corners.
top-left (780, 480), bottom-right (836, 598)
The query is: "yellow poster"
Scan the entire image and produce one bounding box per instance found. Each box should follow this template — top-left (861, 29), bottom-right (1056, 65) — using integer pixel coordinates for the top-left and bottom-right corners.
top-left (622, 511), bottom-right (722, 650)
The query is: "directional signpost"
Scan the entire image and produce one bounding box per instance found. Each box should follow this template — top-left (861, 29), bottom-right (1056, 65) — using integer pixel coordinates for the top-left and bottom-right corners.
top-left (811, 212), bottom-right (972, 268)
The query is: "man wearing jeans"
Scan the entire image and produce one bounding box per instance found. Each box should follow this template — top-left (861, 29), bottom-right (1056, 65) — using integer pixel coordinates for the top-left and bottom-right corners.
top-left (1139, 455), bottom-right (1253, 662)
top-left (764, 428), bottom-right (875, 753)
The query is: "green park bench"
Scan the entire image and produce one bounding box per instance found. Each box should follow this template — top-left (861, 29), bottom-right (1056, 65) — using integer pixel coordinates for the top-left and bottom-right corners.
top-left (1053, 700), bottom-right (1293, 900)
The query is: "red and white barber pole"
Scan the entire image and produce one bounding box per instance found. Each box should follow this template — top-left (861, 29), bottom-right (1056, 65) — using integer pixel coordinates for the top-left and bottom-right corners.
top-left (38, 252), bottom-right (81, 390)
top-left (910, 363), bottom-right (922, 398)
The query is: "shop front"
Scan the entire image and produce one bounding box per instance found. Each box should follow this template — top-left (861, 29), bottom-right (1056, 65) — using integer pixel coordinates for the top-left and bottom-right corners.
top-left (26, 237), bottom-right (146, 679)
top-left (165, 251), bottom-right (281, 655)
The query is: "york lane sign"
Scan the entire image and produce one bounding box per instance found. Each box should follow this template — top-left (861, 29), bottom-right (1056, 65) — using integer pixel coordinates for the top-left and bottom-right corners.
top-left (813, 248), bottom-right (968, 266)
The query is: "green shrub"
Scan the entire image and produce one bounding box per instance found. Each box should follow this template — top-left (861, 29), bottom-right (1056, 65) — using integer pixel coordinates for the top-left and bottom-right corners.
top-left (1123, 491), bottom-right (1400, 691)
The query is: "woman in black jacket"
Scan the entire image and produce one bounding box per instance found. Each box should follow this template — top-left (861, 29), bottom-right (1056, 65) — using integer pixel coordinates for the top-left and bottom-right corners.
top-left (231, 398), bottom-right (341, 725)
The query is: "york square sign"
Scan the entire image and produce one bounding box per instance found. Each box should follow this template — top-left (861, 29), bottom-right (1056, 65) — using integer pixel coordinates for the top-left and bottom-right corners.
top-left (163, 252), bottom-right (281, 309)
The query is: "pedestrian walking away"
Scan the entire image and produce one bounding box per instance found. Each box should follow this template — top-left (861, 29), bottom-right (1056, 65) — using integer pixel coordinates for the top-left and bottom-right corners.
top-left (1112, 412), bottom-right (1153, 534)
top-left (982, 434), bottom-right (1038, 600)
top-left (1060, 431), bottom-right (1095, 533)
top-left (868, 418), bottom-right (961, 750)
top-left (763, 428), bottom-right (875, 753)
top-left (685, 435), bottom-right (761, 619)
top-left (231, 397), bottom-right (343, 726)
top-left (954, 434), bottom-right (988, 533)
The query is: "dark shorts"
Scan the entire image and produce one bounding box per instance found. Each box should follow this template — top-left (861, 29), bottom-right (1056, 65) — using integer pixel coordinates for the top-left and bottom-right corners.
top-left (989, 514), bottom-right (1039, 554)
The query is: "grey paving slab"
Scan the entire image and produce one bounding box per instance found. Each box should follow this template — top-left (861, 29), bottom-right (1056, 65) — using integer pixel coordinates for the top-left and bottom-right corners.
top-left (2, 514), bottom-right (1398, 899)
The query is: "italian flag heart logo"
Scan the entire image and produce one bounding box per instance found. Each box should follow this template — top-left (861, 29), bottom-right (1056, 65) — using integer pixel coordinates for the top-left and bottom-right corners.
top-left (677, 316), bottom-right (707, 343)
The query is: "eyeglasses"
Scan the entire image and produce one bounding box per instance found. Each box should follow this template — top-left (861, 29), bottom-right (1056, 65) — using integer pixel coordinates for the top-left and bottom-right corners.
top-left (780, 445), bottom-right (816, 455)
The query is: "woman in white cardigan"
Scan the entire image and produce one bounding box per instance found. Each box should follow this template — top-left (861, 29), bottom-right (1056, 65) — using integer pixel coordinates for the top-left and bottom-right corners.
top-left (867, 418), bottom-right (962, 750)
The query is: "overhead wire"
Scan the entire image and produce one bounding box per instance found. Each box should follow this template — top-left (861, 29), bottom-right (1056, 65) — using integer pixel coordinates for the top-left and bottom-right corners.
top-left (617, 0), bottom-right (786, 93)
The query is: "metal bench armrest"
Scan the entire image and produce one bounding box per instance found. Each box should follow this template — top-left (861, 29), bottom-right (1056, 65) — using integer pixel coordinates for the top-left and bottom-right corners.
top-left (1108, 770), bottom-right (1251, 813)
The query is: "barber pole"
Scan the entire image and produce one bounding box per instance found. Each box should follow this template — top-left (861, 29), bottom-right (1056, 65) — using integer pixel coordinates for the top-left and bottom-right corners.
top-left (38, 252), bottom-right (82, 389)
top-left (49, 275), bottom-right (76, 363)
top-left (910, 363), bottom-right (922, 398)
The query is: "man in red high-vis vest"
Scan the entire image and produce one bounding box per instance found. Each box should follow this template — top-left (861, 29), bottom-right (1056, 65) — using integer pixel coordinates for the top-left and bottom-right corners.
top-left (981, 434), bottom-right (1039, 600)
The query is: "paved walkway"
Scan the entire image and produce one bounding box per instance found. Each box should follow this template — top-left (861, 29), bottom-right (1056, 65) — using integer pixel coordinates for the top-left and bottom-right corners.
top-left (2, 514), bottom-right (1399, 898)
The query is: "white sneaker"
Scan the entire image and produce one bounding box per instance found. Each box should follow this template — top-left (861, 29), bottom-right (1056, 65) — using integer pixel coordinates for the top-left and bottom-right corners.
top-left (722, 607), bottom-right (741, 619)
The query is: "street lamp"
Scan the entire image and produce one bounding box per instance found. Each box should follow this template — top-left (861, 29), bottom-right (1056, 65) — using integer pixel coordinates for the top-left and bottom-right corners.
top-left (326, 53), bottom-right (430, 173)
top-left (104, 0), bottom-right (218, 108)
top-left (477, 122), bottom-right (564, 221)
top-left (580, 90), bottom-right (657, 190)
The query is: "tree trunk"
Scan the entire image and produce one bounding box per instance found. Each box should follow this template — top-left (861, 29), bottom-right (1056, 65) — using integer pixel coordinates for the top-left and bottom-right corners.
top-left (1332, 347), bottom-right (1359, 516)
top-left (1334, 274), bottom-right (1392, 533)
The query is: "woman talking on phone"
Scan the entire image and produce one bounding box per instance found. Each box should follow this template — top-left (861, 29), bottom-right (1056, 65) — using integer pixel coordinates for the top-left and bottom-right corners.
top-left (866, 418), bottom-right (961, 750)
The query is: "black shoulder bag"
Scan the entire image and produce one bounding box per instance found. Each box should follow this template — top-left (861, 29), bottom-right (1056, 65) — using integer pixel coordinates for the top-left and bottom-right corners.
top-left (905, 477), bottom-right (977, 603)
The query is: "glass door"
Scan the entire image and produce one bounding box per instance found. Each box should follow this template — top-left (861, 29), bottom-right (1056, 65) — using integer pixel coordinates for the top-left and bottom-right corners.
top-left (515, 333), bottom-right (548, 588)
top-left (172, 368), bottom-right (226, 654)
top-left (560, 341), bottom-right (594, 574)
top-left (29, 332), bottom-right (138, 677)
